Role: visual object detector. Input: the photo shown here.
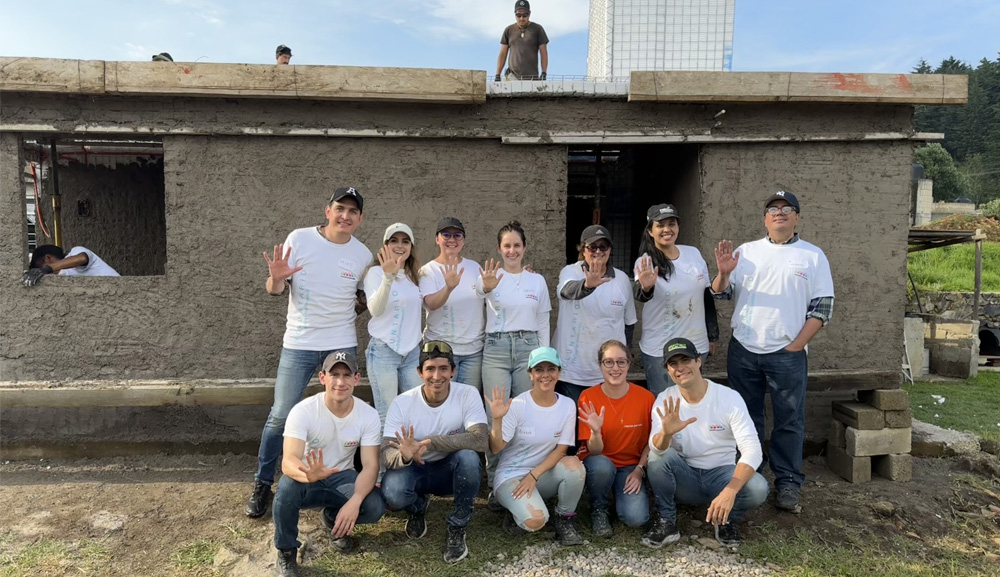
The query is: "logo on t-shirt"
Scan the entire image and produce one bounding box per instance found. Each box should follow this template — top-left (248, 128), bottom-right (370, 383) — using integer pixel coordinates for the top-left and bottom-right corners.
top-left (553, 431), bottom-right (562, 438)
top-left (524, 293), bottom-right (540, 301)
top-left (709, 424), bottom-right (727, 432)
top-left (341, 270), bottom-right (357, 280)
top-left (447, 428), bottom-right (462, 435)
top-left (793, 270), bottom-right (808, 280)
top-left (343, 439), bottom-right (359, 447)
top-left (610, 298), bottom-right (624, 307)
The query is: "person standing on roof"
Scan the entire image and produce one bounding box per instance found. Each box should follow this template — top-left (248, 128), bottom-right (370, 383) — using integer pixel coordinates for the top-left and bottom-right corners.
top-left (276, 45), bottom-right (292, 65)
top-left (495, 0), bottom-right (549, 81)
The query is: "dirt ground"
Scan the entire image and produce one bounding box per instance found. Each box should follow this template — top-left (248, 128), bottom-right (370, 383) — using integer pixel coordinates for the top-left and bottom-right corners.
top-left (1, 452), bottom-right (998, 577)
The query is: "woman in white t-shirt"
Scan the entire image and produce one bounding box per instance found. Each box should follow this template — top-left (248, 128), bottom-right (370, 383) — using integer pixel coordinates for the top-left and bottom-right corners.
top-left (365, 223), bottom-right (424, 425)
top-left (419, 217), bottom-right (487, 391)
top-left (488, 346), bottom-right (584, 545)
top-left (634, 204), bottom-right (719, 396)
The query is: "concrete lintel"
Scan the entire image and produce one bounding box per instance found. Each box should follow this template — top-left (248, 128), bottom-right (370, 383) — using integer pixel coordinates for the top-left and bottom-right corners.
top-left (502, 132), bottom-right (942, 145)
top-left (629, 71), bottom-right (968, 105)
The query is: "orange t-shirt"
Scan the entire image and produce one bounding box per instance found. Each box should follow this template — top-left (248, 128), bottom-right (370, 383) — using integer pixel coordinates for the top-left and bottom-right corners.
top-left (577, 383), bottom-right (655, 468)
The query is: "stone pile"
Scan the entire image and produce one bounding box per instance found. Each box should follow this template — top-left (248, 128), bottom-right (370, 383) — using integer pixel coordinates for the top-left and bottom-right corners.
top-left (826, 389), bottom-right (912, 483)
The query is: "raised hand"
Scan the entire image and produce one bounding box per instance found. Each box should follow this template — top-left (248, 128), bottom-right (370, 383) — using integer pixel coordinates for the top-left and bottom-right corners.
top-left (389, 425), bottom-right (432, 464)
top-left (714, 240), bottom-right (740, 276)
top-left (378, 245), bottom-right (405, 277)
top-left (298, 449), bottom-right (339, 483)
top-left (583, 261), bottom-right (611, 289)
top-left (263, 243), bottom-right (303, 282)
top-left (480, 258), bottom-right (503, 293)
top-left (443, 257), bottom-right (464, 290)
top-left (636, 255), bottom-right (659, 291)
top-left (487, 386), bottom-right (513, 421)
top-left (656, 397), bottom-right (697, 437)
top-left (578, 401), bottom-right (605, 433)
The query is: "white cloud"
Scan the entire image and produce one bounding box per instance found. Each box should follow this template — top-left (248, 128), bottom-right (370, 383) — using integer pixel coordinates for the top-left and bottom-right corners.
top-left (124, 42), bottom-right (149, 60)
top-left (162, 0), bottom-right (226, 27)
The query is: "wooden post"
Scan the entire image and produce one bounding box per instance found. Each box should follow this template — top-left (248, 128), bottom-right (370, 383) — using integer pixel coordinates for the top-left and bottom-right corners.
top-left (974, 232), bottom-right (982, 324)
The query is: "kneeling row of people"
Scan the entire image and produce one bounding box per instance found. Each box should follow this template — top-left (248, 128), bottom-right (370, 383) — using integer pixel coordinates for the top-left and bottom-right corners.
top-left (272, 338), bottom-right (767, 576)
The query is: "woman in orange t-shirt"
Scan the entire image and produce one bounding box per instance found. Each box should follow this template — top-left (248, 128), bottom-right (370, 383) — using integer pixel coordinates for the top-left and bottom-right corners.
top-left (577, 339), bottom-right (655, 537)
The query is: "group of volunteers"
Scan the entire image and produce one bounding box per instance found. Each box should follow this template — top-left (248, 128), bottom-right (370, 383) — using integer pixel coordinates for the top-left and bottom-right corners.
top-left (241, 185), bottom-right (834, 576)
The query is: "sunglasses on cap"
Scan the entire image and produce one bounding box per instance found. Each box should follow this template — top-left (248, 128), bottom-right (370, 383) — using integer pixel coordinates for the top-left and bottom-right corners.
top-left (422, 341), bottom-right (453, 354)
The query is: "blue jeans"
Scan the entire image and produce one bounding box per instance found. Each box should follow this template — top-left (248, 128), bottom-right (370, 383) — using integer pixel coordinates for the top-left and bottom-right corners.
top-left (482, 331), bottom-right (539, 485)
top-left (255, 346), bottom-right (356, 485)
top-left (380, 450), bottom-right (481, 529)
top-left (272, 469), bottom-right (385, 550)
top-left (643, 352), bottom-right (710, 397)
top-left (453, 352), bottom-right (484, 393)
top-left (367, 338), bottom-right (421, 426)
top-left (647, 449), bottom-right (768, 524)
top-left (583, 455), bottom-right (650, 527)
top-left (726, 337), bottom-right (808, 489)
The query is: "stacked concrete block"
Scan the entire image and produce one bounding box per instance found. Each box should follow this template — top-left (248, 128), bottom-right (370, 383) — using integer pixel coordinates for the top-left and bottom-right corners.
top-left (826, 389), bottom-right (912, 483)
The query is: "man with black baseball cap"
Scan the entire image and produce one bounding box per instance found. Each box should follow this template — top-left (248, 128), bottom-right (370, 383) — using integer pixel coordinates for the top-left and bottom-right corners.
top-left (276, 44), bottom-right (292, 65)
top-left (496, 0), bottom-right (549, 81)
top-left (245, 187), bottom-right (373, 521)
top-left (272, 351), bottom-right (384, 576)
top-left (711, 190), bottom-right (834, 514)
top-left (643, 337), bottom-right (767, 548)
top-left (151, 52), bottom-right (173, 62)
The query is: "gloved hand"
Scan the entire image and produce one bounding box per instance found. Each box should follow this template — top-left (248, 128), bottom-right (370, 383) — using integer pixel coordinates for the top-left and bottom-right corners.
top-left (21, 265), bottom-right (53, 287)
top-left (540, 72), bottom-right (547, 80)
top-left (494, 74), bottom-right (501, 82)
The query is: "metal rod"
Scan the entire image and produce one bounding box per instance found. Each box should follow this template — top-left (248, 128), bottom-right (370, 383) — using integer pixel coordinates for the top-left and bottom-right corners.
top-left (908, 271), bottom-right (924, 314)
top-left (49, 139), bottom-right (62, 247)
top-left (974, 234), bottom-right (983, 325)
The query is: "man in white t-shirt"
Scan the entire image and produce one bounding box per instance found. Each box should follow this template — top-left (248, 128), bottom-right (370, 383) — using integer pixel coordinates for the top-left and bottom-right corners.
top-left (712, 190), bottom-right (834, 514)
top-left (380, 341), bottom-right (489, 564)
top-left (644, 338), bottom-right (767, 549)
top-left (22, 244), bottom-right (120, 286)
top-left (246, 186), bottom-right (374, 520)
top-left (272, 351), bottom-right (384, 577)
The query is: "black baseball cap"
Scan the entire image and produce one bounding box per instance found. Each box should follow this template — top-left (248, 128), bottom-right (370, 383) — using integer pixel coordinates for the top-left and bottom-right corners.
top-left (151, 53), bottom-right (173, 62)
top-left (647, 204), bottom-right (680, 222)
top-left (515, 0), bottom-right (530, 11)
top-left (663, 338), bottom-right (699, 363)
top-left (275, 44), bottom-right (292, 56)
top-left (763, 190), bottom-right (800, 213)
top-left (322, 350), bottom-right (359, 374)
top-left (580, 225), bottom-right (612, 246)
top-left (329, 187), bottom-right (364, 212)
top-left (436, 217), bottom-right (466, 234)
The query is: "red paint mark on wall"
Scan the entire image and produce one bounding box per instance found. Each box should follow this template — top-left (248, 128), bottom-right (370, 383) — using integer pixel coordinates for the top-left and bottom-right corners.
top-left (827, 73), bottom-right (882, 94)
top-left (183, 67), bottom-right (191, 74)
top-left (894, 74), bottom-right (914, 94)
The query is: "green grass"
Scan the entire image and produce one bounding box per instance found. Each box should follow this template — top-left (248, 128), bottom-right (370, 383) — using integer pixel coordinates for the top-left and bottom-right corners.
top-left (907, 241), bottom-right (1000, 292)
top-left (0, 538), bottom-right (109, 577)
top-left (905, 371), bottom-right (1000, 444)
top-left (170, 539), bottom-right (218, 571)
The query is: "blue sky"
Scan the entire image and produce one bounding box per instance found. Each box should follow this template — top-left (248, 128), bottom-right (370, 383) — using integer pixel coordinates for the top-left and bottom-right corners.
top-left (1, 0), bottom-right (997, 74)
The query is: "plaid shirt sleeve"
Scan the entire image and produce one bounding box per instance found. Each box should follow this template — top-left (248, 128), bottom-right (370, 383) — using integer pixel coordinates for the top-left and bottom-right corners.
top-left (806, 296), bottom-right (834, 325)
top-left (711, 283), bottom-right (734, 300)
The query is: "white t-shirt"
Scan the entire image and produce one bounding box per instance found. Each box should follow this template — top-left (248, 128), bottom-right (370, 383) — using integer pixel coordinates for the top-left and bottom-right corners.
top-left (495, 391), bottom-right (576, 487)
top-left (729, 238), bottom-right (835, 354)
top-left (649, 380), bottom-right (762, 471)
top-left (283, 394), bottom-right (382, 472)
top-left (482, 270), bottom-right (552, 347)
top-left (364, 267), bottom-right (423, 355)
top-left (382, 382), bottom-right (488, 463)
top-left (635, 246), bottom-right (711, 357)
top-left (554, 263), bottom-right (637, 386)
top-left (58, 247), bottom-right (120, 277)
top-left (419, 258), bottom-right (486, 356)
top-left (282, 227), bottom-right (373, 351)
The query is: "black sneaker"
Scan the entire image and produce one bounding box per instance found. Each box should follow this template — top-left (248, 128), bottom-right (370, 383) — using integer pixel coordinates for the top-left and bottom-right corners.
top-left (443, 526), bottom-right (469, 564)
top-left (553, 514), bottom-right (583, 546)
top-left (776, 486), bottom-right (802, 513)
top-left (244, 480), bottom-right (272, 519)
top-left (502, 512), bottom-right (527, 536)
top-left (275, 548), bottom-right (299, 577)
top-left (487, 490), bottom-right (504, 512)
top-left (641, 517), bottom-right (680, 548)
top-left (591, 509), bottom-right (613, 538)
top-left (715, 522), bottom-right (741, 546)
top-left (405, 496), bottom-right (429, 540)
top-left (330, 535), bottom-right (356, 554)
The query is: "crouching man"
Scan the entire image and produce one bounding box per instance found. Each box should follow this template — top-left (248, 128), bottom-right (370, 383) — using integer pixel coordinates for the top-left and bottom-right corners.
top-left (273, 351), bottom-right (384, 577)
top-left (643, 338), bottom-right (768, 548)
top-left (380, 341), bottom-right (489, 564)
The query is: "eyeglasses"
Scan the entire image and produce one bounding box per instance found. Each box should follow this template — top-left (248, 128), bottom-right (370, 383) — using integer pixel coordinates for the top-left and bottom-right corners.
top-left (600, 358), bottom-right (630, 369)
top-left (515, 12), bottom-right (530, 18)
top-left (766, 206), bottom-right (797, 216)
top-left (422, 341), bottom-right (453, 354)
top-left (586, 243), bottom-right (611, 253)
top-left (439, 231), bottom-right (465, 240)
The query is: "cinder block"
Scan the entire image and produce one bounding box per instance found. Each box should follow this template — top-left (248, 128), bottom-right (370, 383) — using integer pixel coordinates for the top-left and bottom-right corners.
top-left (857, 389), bottom-right (910, 411)
top-left (884, 409), bottom-right (912, 429)
top-left (873, 453), bottom-right (912, 482)
top-left (829, 420), bottom-right (846, 448)
top-left (832, 401), bottom-right (885, 430)
top-left (846, 427), bottom-right (912, 457)
top-left (827, 444), bottom-right (871, 483)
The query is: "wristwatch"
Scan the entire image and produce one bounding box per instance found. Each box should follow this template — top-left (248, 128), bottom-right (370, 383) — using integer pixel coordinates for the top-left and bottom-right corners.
top-left (637, 464), bottom-right (646, 477)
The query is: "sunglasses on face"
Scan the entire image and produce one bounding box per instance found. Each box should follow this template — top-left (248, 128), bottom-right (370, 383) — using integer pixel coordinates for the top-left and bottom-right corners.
top-left (766, 206), bottom-right (797, 216)
top-left (422, 341), bottom-right (453, 354)
top-left (601, 358), bottom-right (630, 369)
top-left (515, 12), bottom-right (530, 18)
top-left (586, 243), bottom-right (611, 253)
top-left (439, 231), bottom-right (465, 240)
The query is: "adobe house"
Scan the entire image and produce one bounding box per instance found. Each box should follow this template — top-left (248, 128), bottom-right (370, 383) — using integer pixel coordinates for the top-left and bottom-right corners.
top-left (0, 58), bottom-right (967, 456)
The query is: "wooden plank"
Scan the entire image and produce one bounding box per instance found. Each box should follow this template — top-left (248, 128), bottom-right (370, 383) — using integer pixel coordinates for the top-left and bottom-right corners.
top-left (0, 57), bottom-right (105, 94)
top-left (788, 72), bottom-right (952, 104)
top-left (110, 61), bottom-right (297, 98)
top-left (630, 71), bottom-right (789, 102)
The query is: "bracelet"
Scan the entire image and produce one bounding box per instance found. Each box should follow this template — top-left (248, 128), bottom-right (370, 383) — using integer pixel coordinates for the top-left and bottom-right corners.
top-left (528, 472), bottom-right (537, 481)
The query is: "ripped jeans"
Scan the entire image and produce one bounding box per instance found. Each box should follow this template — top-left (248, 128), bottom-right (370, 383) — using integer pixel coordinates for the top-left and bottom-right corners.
top-left (494, 456), bottom-right (586, 531)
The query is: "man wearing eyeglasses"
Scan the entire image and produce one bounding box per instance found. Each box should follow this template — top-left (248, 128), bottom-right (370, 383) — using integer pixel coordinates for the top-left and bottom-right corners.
top-left (245, 187), bottom-right (373, 521)
top-left (712, 191), bottom-right (834, 514)
top-left (495, 0), bottom-right (549, 81)
top-left (380, 341), bottom-right (489, 564)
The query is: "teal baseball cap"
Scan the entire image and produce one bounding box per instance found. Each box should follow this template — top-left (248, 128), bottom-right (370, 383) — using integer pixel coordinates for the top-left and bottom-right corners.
top-left (528, 347), bottom-right (562, 368)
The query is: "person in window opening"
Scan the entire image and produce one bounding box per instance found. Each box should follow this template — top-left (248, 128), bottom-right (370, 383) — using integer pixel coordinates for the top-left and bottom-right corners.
top-left (22, 245), bottom-right (120, 286)
top-left (276, 44), bottom-right (292, 65)
top-left (634, 204), bottom-right (719, 396)
top-left (712, 190), bottom-right (835, 514)
top-left (495, 0), bottom-right (549, 81)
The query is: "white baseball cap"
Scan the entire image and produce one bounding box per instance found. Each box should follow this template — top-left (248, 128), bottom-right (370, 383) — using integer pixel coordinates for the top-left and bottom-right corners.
top-left (383, 223), bottom-right (414, 243)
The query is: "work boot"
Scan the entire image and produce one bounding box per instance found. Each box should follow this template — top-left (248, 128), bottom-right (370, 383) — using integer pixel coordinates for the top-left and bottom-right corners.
top-left (320, 508), bottom-right (357, 552)
top-left (502, 512), bottom-right (527, 536)
top-left (553, 513), bottom-right (583, 546)
top-left (591, 509), bottom-right (613, 538)
top-left (443, 525), bottom-right (469, 563)
top-left (715, 522), bottom-right (741, 546)
top-left (405, 496), bottom-right (429, 539)
top-left (776, 486), bottom-right (802, 513)
top-left (245, 480), bottom-right (272, 518)
top-left (641, 517), bottom-right (680, 548)
top-left (487, 490), bottom-right (504, 512)
top-left (275, 548), bottom-right (299, 577)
